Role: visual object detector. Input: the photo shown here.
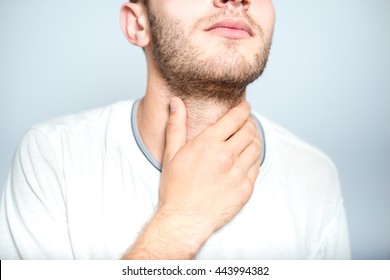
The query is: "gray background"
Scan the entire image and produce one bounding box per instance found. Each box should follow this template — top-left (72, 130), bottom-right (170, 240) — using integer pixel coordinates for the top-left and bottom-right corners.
top-left (0, 0), bottom-right (389, 259)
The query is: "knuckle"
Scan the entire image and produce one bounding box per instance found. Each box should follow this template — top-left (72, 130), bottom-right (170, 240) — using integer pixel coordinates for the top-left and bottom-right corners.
top-left (193, 137), bottom-right (209, 152)
top-left (230, 107), bottom-right (247, 125)
top-left (250, 119), bottom-right (257, 132)
top-left (230, 166), bottom-right (246, 182)
top-left (217, 150), bottom-right (234, 172)
top-left (246, 139), bottom-right (261, 158)
top-left (240, 179), bottom-right (254, 198)
top-left (246, 120), bottom-right (257, 136)
top-left (234, 179), bottom-right (254, 206)
top-left (248, 164), bottom-right (260, 183)
top-left (253, 135), bottom-right (262, 149)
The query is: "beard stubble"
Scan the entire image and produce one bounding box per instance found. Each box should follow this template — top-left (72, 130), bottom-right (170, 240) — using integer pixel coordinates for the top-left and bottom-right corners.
top-left (148, 7), bottom-right (272, 108)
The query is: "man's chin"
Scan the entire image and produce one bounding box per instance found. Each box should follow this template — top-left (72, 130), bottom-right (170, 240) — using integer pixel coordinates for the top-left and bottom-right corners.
top-left (200, 35), bottom-right (256, 49)
top-left (197, 41), bottom-right (259, 63)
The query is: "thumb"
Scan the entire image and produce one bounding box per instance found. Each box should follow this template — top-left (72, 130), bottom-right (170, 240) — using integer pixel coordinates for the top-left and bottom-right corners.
top-left (163, 96), bottom-right (187, 163)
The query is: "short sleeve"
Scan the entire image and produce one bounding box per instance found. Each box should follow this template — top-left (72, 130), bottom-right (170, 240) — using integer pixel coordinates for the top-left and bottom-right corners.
top-left (0, 129), bottom-right (74, 259)
top-left (310, 166), bottom-right (351, 260)
top-left (312, 202), bottom-right (351, 259)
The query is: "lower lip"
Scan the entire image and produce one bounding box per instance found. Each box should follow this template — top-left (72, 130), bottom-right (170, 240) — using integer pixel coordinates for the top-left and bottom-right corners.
top-left (208, 27), bottom-right (251, 39)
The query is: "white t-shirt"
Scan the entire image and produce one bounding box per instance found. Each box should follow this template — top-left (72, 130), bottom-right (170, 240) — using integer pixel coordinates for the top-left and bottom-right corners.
top-left (0, 100), bottom-right (350, 259)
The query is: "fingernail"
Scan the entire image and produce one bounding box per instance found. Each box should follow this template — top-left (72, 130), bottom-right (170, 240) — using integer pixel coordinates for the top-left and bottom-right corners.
top-left (170, 100), bottom-right (178, 113)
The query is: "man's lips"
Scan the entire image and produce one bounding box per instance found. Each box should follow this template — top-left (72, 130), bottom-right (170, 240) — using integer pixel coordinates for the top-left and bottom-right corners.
top-left (205, 19), bottom-right (254, 38)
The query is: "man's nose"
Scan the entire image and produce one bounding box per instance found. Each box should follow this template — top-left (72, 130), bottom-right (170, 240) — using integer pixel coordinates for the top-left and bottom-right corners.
top-left (213, 0), bottom-right (251, 11)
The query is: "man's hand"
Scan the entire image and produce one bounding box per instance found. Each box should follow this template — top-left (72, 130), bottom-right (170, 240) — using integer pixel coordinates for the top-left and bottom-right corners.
top-left (123, 97), bottom-right (261, 259)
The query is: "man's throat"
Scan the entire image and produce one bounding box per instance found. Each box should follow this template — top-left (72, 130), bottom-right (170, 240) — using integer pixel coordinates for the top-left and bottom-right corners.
top-left (183, 98), bottom-right (244, 142)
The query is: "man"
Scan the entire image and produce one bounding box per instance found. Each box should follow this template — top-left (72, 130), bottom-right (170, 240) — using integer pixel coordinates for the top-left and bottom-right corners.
top-left (0, 0), bottom-right (350, 259)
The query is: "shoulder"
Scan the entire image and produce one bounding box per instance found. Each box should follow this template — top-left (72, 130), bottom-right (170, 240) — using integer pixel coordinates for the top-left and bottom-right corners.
top-left (30, 100), bottom-right (134, 136)
top-left (258, 113), bottom-right (337, 168)
top-left (252, 113), bottom-right (350, 259)
top-left (255, 113), bottom-right (340, 191)
top-left (18, 100), bottom-right (135, 163)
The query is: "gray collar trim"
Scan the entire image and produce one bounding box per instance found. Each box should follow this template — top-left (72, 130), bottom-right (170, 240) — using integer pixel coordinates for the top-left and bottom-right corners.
top-left (131, 99), bottom-right (266, 172)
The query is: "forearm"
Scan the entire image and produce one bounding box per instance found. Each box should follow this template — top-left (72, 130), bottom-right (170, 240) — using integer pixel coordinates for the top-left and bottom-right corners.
top-left (122, 209), bottom-right (212, 260)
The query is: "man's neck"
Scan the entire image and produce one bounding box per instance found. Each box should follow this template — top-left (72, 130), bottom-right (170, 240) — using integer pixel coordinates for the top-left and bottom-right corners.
top-left (182, 97), bottom-right (245, 140)
top-left (137, 87), bottom-right (246, 165)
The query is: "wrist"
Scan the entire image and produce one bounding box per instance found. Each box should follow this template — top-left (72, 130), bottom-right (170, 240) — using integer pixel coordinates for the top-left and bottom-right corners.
top-left (123, 207), bottom-right (213, 259)
top-left (151, 207), bottom-right (213, 258)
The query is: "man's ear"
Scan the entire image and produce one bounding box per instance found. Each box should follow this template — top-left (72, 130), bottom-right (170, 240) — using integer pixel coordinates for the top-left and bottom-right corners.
top-left (120, 2), bottom-right (150, 47)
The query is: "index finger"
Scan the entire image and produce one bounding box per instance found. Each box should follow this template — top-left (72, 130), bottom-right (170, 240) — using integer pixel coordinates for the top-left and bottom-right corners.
top-left (203, 101), bottom-right (251, 141)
